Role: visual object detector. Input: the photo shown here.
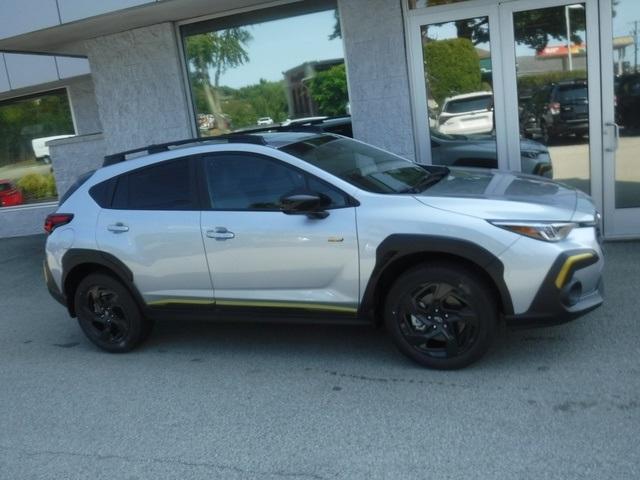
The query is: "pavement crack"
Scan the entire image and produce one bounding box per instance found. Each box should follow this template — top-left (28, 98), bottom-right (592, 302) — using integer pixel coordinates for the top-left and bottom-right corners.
top-left (0, 444), bottom-right (331, 480)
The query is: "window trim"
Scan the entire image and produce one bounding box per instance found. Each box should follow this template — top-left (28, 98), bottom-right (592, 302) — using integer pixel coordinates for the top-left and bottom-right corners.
top-left (197, 151), bottom-right (357, 212)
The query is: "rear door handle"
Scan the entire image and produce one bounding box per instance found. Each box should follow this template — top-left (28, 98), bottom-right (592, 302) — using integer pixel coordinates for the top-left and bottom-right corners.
top-left (107, 223), bottom-right (129, 233)
top-left (206, 226), bottom-right (235, 240)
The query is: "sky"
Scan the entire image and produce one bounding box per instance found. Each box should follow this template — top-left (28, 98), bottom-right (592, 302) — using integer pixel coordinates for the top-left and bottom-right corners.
top-left (200, 9), bottom-right (344, 89)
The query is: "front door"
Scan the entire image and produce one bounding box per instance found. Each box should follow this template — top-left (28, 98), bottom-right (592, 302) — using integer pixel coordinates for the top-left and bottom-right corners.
top-left (199, 152), bottom-right (360, 314)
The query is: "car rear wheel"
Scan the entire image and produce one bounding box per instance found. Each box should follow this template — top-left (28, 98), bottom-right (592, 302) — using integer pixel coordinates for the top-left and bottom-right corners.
top-left (74, 273), bottom-right (152, 353)
top-left (384, 263), bottom-right (497, 369)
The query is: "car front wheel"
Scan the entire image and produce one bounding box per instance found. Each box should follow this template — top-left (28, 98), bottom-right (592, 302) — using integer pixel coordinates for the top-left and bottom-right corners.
top-left (384, 263), bottom-right (497, 369)
top-left (74, 273), bottom-right (152, 353)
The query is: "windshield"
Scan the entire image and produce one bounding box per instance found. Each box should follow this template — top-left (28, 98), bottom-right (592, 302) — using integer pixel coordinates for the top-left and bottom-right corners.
top-left (444, 95), bottom-right (492, 114)
top-left (280, 135), bottom-right (441, 194)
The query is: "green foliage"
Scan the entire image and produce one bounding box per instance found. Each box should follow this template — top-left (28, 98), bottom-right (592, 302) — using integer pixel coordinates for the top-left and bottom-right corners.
top-left (517, 70), bottom-right (587, 92)
top-left (222, 79), bottom-right (289, 129)
top-left (423, 38), bottom-right (482, 106)
top-left (308, 64), bottom-right (349, 117)
top-left (17, 173), bottom-right (57, 200)
top-left (0, 91), bottom-right (74, 168)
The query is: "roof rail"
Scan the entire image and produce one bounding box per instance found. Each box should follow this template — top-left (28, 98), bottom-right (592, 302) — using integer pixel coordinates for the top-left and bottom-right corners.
top-left (102, 134), bottom-right (267, 166)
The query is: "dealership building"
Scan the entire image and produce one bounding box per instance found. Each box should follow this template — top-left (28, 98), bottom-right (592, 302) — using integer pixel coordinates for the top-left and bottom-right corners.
top-left (0, 0), bottom-right (638, 239)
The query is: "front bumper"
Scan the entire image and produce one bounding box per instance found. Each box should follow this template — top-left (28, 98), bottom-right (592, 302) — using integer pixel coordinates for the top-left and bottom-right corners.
top-left (505, 248), bottom-right (603, 327)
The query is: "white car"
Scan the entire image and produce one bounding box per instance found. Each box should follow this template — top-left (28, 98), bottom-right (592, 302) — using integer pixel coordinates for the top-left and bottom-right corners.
top-left (437, 92), bottom-right (494, 136)
top-left (31, 134), bottom-right (75, 163)
top-left (44, 132), bottom-right (603, 369)
top-left (256, 117), bottom-right (274, 126)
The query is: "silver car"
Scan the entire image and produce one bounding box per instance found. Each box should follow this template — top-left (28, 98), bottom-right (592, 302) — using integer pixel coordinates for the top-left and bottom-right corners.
top-left (44, 132), bottom-right (604, 369)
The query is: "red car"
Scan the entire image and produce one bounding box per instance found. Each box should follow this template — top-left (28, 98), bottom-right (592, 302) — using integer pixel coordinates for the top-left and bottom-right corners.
top-left (0, 179), bottom-right (24, 207)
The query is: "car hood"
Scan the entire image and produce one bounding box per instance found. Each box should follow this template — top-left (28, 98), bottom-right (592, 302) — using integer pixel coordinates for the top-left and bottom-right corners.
top-left (438, 135), bottom-right (548, 154)
top-left (414, 167), bottom-right (595, 222)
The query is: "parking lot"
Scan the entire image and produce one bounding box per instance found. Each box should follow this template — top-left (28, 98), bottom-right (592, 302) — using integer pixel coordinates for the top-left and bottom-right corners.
top-left (1, 235), bottom-right (639, 479)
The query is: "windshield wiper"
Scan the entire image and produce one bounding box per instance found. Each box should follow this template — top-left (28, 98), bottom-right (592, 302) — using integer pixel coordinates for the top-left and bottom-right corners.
top-left (400, 167), bottom-right (450, 194)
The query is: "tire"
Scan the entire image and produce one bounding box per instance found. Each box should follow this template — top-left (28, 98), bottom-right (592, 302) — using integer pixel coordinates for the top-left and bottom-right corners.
top-left (384, 262), bottom-right (497, 370)
top-left (74, 273), bottom-right (152, 353)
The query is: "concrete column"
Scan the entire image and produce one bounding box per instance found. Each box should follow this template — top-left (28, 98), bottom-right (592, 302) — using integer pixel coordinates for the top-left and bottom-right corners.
top-left (67, 75), bottom-right (102, 135)
top-left (84, 22), bottom-right (192, 154)
top-left (339, 0), bottom-right (416, 160)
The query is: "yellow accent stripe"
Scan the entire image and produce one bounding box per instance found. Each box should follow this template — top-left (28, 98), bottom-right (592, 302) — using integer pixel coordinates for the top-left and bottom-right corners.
top-left (147, 298), bottom-right (357, 313)
top-left (148, 299), bottom-right (215, 306)
top-left (216, 299), bottom-right (358, 313)
top-left (555, 253), bottom-right (595, 289)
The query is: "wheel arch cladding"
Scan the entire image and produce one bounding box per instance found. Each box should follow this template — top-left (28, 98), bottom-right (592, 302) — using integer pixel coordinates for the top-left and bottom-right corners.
top-left (61, 249), bottom-right (142, 317)
top-left (360, 234), bottom-right (514, 321)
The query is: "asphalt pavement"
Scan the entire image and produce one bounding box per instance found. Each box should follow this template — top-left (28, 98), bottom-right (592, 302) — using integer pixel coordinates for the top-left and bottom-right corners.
top-left (0, 235), bottom-right (638, 479)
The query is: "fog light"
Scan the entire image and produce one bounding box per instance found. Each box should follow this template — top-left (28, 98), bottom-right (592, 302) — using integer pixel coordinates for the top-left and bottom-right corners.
top-left (564, 281), bottom-right (582, 307)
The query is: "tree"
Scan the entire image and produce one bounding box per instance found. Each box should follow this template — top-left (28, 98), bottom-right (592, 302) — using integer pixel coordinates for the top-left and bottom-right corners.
top-left (308, 64), bottom-right (349, 117)
top-left (185, 28), bottom-right (252, 119)
top-left (422, 5), bottom-right (590, 53)
top-left (423, 38), bottom-right (482, 106)
top-left (224, 79), bottom-right (289, 129)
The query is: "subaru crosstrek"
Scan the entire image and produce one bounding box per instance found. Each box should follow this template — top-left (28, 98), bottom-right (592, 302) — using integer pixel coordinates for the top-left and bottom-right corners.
top-left (44, 132), bottom-right (604, 369)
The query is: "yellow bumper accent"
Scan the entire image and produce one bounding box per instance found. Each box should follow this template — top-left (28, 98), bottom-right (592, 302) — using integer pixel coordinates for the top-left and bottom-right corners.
top-left (555, 253), bottom-right (595, 289)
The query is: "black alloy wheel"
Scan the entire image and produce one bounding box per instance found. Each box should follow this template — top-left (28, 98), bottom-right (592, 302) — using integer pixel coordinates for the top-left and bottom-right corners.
top-left (385, 263), bottom-right (497, 369)
top-left (75, 273), bottom-right (151, 352)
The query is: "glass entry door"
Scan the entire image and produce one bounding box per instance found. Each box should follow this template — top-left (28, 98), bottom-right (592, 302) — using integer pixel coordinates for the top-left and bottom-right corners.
top-left (406, 3), bottom-right (509, 170)
top-left (600, 0), bottom-right (640, 238)
top-left (406, 0), bottom-right (603, 208)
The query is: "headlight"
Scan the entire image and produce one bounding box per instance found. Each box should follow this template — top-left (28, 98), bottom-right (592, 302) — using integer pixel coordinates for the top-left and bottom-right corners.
top-left (489, 221), bottom-right (575, 242)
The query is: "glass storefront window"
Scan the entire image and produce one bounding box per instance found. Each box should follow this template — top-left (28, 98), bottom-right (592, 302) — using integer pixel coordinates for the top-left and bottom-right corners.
top-left (182, 3), bottom-right (348, 136)
top-left (0, 89), bottom-right (74, 207)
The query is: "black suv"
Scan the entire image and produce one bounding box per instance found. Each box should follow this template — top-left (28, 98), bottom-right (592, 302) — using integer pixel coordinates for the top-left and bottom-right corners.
top-left (520, 80), bottom-right (589, 144)
top-left (616, 73), bottom-right (640, 129)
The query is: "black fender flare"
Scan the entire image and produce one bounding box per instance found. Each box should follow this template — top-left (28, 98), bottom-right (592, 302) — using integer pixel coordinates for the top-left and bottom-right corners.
top-left (61, 249), bottom-right (145, 316)
top-left (359, 234), bottom-right (514, 319)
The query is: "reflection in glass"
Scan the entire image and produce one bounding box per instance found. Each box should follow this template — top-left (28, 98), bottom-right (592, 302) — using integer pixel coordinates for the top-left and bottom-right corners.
top-left (514, 4), bottom-right (590, 193)
top-left (0, 89), bottom-right (73, 207)
top-left (409, 0), bottom-right (471, 9)
top-left (183, 6), bottom-right (348, 136)
top-left (421, 18), bottom-right (499, 169)
top-left (612, 0), bottom-right (640, 208)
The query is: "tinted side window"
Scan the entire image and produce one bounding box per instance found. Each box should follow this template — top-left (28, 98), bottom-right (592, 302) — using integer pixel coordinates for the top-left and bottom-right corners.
top-left (204, 153), bottom-right (348, 210)
top-left (112, 159), bottom-right (195, 210)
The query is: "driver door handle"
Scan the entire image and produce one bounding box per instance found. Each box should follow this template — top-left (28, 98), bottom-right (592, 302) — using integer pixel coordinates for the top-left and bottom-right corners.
top-left (206, 226), bottom-right (235, 240)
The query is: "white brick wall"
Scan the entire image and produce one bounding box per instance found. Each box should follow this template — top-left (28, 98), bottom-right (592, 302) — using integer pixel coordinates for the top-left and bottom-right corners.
top-left (339, 0), bottom-right (416, 160)
top-left (85, 22), bottom-right (192, 154)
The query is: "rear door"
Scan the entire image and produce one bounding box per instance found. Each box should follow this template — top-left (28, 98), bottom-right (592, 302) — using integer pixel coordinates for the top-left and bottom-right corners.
top-left (199, 151), bottom-right (359, 315)
top-left (96, 157), bottom-right (213, 306)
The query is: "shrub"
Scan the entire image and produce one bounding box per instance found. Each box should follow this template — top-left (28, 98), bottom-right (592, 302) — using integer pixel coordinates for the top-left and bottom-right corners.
top-left (308, 64), bottom-right (349, 117)
top-left (17, 173), bottom-right (57, 200)
top-left (423, 38), bottom-right (483, 106)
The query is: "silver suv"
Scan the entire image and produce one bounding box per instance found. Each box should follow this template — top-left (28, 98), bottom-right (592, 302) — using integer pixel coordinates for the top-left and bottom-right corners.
top-left (44, 132), bottom-right (604, 369)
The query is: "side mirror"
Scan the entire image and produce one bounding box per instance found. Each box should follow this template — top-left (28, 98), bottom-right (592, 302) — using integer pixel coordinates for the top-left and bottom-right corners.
top-left (280, 191), bottom-right (331, 219)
